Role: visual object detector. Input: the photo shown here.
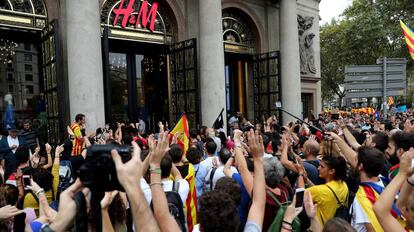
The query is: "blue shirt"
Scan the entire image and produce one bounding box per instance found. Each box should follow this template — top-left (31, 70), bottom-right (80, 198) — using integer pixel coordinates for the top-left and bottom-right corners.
top-left (232, 173), bottom-right (251, 227)
top-left (193, 163), bottom-right (208, 199)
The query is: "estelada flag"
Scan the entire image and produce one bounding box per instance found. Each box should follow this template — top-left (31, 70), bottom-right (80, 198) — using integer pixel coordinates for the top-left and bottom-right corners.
top-left (400, 20), bottom-right (414, 60)
top-left (170, 113), bottom-right (190, 155)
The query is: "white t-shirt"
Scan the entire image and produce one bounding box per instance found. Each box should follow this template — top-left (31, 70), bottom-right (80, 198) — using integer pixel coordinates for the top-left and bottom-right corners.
top-left (351, 180), bottom-right (384, 232)
top-left (204, 166), bottom-right (238, 191)
top-left (7, 136), bottom-right (19, 153)
top-left (140, 178), bottom-right (189, 205)
top-left (200, 156), bottom-right (219, 173)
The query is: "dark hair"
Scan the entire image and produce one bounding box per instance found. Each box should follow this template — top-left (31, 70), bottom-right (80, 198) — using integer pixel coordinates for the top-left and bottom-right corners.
top-left (160, 155), bottom-right (173, 178)
top-left (321, 156), bottom-right (347, 181)
top-left (15, 145), bottom-right (30, 165)
top-left (384, 122), bottom-right (394, 131)
top-left (219, 147), bottom-right (232, 165)
top-left (218, 132), bottom-right (227, 147)
top-left (186, 147), bottom-right (203, 164)
top-left (262, 133), bottom-right (271, 148)
top-left (61, 139), bottom-right (73, 160)
top-left (108, 194), bottom-right (126, 225)
top-left (0, 184), bottom-right (19, 205)
top-left (271, 132), bottom-right (282, 154)
top-left (169, 144), bottom-right (183, 163)
top-left (32, 168), bottom-right (54, 192)
top-left (214, 177), bottom-right (242, 205)
top-left (75, 114), bottom-right (85, 123)
top-left (205, 138), bottom-right (217, 155)
top-left (357, 146), bottom-right (386, 178)
top-left (199, 191), bottom-right (240, 232)
top-left (390, 131), bottom-right (414, 152)
top-left (371, 132), bottom-right (388, 152)
top-left (322, 217), bottom-right (356, 232)
top-left (189, 129), bottom-right (199, 139)
top-left (245, 157), bottom-right (254, 172)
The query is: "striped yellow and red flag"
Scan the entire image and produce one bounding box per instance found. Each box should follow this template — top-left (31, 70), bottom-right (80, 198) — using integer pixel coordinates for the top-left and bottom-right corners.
top-left (388, 96), bottom-right (394, 106)
top-left (400, 20), bottom-right (414, 60)
top-left (170, 113), bottom-right (190, 155)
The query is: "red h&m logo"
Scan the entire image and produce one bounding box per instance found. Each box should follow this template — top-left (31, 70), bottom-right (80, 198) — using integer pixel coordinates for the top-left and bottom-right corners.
top-left (113, 0), bottom-right (158, 32)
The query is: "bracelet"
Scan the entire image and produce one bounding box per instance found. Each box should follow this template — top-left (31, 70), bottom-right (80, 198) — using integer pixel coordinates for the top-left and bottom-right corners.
top-left (40, 224), bottom-right (55, 232)
top-left (282, 220), bottom-right (293, 225)
top-left (407, 179), bottom-right (414, 186)
top-left (149, 167), bottom-right (162, 175)
top-left (149, 182), bottom-right (163, 187)
top-left (35, 188), bottom-right (45, 196)
top-left (282, 223), bottom-right (293, 231)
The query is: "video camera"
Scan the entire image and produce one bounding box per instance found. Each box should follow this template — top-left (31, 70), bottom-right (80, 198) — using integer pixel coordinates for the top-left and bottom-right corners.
top-left (77, 144), bottom-right (132, 192)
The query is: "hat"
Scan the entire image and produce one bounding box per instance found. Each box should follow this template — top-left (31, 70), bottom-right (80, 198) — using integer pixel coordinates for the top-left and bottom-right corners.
top-left (7, 124), bottom-right (18, 132)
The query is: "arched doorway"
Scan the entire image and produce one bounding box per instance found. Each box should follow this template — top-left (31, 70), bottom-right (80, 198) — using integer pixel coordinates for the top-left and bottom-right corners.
top-left (223, 7), bottom-right (280, 123)
top-left (0, 0), bottom-right (62, 144)
top-left (101, 0), bottom-right (199, 131)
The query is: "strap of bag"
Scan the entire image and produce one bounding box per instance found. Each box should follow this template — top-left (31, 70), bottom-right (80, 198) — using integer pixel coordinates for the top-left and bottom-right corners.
top-left (209, 167), bottom-right (217, 191)
top-left (326, 184), bottom-right (347, 206)
top-left (266, 190), bottom-right (282, 206)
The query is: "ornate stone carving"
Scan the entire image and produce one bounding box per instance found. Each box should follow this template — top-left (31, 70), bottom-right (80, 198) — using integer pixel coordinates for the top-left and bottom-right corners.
top-left (298, 15), bottom-right (317, 75)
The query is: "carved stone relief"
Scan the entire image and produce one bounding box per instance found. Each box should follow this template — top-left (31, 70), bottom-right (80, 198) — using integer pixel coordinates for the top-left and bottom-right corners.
top-left (298, 14), bottom-right (317, 75)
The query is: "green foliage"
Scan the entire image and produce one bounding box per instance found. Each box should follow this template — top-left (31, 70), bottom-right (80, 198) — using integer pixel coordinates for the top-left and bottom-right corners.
top-left (321, 0), bottom-right (414, 104)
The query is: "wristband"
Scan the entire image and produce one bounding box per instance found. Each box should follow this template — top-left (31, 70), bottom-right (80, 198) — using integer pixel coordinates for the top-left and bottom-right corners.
top-left (35, 188), bottom-right (45, 196)
top-left (149, 182), bottom-right (163, 187)
top-left (149, 167), bottom-right (162, 175)
top-left (407, 179), bottom-right (414, 186)
top-left (40, 224), bottom-right (55, 232)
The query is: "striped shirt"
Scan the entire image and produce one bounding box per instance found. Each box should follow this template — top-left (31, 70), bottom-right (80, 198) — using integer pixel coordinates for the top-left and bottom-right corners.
top-left (19, 129), bottom-right (37, 150)
top-left (70, 123), bottom-right (84, 156)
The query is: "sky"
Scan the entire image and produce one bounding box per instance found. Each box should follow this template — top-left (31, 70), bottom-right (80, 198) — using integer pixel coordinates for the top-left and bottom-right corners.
top-left (319, 0), bottom-right (351, 24)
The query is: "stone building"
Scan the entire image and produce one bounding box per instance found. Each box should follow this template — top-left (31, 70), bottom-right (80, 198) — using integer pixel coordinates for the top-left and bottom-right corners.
top-left (0, 0), bottom-right (321, 142)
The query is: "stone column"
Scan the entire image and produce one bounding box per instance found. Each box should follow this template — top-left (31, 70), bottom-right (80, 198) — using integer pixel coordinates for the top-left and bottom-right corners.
top-left (65, 0), bottom-right (105, 131)
top-left (280, 0), bottom-right (302, 123)
top-left (198, 0), bottom-right (227, 129)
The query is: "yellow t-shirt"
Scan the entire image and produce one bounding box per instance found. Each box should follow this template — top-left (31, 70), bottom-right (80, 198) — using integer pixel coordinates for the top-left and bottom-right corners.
top-left (23, 164), bottom-right (59, 215)
top-left (307, 180), bottom-right (349, 225)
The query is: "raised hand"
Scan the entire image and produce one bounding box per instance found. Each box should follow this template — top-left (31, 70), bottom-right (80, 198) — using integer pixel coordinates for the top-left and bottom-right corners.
top-left (112, 141), bottom-right (142, 188)
top-left (247, 129), bottom-right (264, 159)
top-left (0, 205), bottom-right (24, 220)
top-left (100, 191), bottom-right (119, 210)
top-left (399, 148), bottom-right (414, 177)
top-left (149, 132), bottom-right (170, 167)
top-left (304, 190), bottom-right (317, 219)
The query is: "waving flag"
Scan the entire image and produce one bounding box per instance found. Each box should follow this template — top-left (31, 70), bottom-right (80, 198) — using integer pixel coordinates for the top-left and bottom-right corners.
top-left (400, 20), bottom-right (414, 60)
top-left (170, 113), bottom-right (190, 155)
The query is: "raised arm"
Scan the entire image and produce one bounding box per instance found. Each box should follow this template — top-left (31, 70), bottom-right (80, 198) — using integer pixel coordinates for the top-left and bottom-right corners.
top-left (373, 149), bottom-right (414, 232)
top-left (42, 143), bottom-right (53, 169)
top-left (149, 132), bottom-right (181, 232)
top-left (325, 132), bottom-right (358, 169)
top-left (112, 141), bottom-right (160, 232)
top-left (233, 129), bottom-right (254, 197)
top-left (338, 120), bottom-right (361, 150)
top-left (280, 134), bottom-right (298, 173)
top-left (100, 191), bottom-right (118, 232)
top-left (397, 173), bottom-right (414, 210)
top-left (245, 130), bottom-right (266, 228)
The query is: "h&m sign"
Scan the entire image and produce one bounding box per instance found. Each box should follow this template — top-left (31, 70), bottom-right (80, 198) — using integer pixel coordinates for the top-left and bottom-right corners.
top-left (113, 0), bottom-right (159, 32)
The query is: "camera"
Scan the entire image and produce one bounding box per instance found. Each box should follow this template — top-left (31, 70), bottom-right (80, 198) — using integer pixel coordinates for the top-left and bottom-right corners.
top-left (77, 144), bottom-right (132, 192)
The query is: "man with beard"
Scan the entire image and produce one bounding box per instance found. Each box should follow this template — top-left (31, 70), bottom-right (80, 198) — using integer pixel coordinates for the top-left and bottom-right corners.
top-left (351, 146), bottom-right (394, 232)
top-left (385, 130), bottom-right (414, 179)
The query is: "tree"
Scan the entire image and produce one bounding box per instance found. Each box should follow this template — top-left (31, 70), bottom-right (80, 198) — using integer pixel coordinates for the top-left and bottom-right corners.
top-left (320, 0), bottom-right (414, 106)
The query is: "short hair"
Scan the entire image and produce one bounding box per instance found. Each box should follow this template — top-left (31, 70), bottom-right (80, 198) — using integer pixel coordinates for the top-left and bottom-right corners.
top-left (169, 144), bottom-right (183, 163)
top-left (160, 154), bottom-right (173, 178)
top-left (219, 147), bottom-right (232, 165)
top-left (322, 217), bottom-right (356, 232)
top-left (205, 138), bottom-right (217, 155)
top-left (371, 132), bottom-right (388, 152)
top-left (32, 168), bottom-right (54, 192)
top-left (271, 132), bottom-right (282, 154)
top-left (189, 129), bottom-right (199, 139)
top-left (304, 140), bottom-right (320, 156)
top-left (199, 191), bottom-right (240, 232)
top-left (15, 146), bottom-right (30, 165)
top-left (390, 131), bottom-right (414, 152)
top-left (75, 114), bottom-right (85, 123)
top-left (263, 157), bottom-right (285, 188)
top-left (186, 147), bottom-right (203, 164)
top-left (357, 146), bottom-right (386, 178)
top-left (321, 156), bottom-right (347, 181)
top-left (214, 177), bottom-right (242, 205)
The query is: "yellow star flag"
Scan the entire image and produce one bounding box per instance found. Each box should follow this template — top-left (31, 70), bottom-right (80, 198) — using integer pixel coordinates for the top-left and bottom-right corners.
top-left (170, 113), bottom-right (190, 155)
top-left (400, 20), bottom-right (414, 60)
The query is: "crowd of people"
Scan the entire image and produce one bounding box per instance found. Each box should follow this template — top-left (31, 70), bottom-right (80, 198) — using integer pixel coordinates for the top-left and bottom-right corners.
top-left (0, 110), bottom-right (414, 232)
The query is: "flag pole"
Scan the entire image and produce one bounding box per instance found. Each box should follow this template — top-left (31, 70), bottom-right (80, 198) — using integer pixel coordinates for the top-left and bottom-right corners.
top-left (212, 108), bottom-right (225, 128)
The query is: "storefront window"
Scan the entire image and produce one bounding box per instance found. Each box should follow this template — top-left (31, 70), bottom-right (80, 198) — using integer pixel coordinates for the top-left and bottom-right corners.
top-left (109, 52), bottom-right (128, 122)
top-left (135, 54), bottom-right (145, 115)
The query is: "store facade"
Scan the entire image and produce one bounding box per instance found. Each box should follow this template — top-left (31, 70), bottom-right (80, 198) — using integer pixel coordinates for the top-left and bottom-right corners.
top-left (0, 0), bottom-right (321, 142)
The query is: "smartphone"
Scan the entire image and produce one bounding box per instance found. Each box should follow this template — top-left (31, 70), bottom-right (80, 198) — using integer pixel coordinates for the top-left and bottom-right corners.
top-left (295, 188), bottom-right (305, 208)
top-left (22, 175), bottom-right (30, 190)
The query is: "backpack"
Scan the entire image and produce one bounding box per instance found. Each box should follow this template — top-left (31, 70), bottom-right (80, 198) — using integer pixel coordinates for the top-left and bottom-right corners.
top-left (151, 181), bottom-right (187, 232)
top-left (205, 167), bottom-right (217, 191)
top-left (326, 185), bottom-right (351, 223)
top-left (266, 191), bottom-right (301, 232)
top-left (58, 160), bottom-right (74, 193)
